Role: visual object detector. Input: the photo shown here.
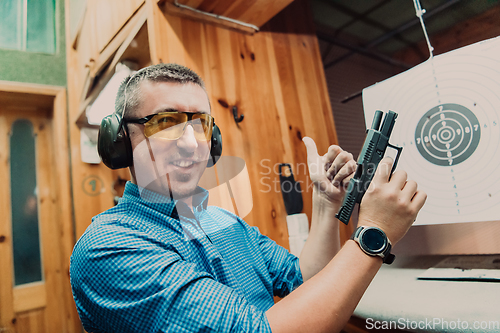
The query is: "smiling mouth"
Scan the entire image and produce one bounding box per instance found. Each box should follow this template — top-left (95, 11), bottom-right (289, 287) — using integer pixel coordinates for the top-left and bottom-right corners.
top-left (171, 160), bottom-right (196, 168)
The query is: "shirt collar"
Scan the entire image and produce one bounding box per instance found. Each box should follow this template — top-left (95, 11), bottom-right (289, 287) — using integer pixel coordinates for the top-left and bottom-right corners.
top-left (122, 182), bottom-right (209, 219)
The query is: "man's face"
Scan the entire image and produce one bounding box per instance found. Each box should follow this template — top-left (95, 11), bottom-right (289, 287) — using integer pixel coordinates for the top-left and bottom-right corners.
top-left (128, 80), bottom-right (212, 200)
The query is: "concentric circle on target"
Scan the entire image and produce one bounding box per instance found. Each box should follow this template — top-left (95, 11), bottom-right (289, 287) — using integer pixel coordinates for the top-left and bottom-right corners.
top-left (415, 103), bottom-right (480, 166)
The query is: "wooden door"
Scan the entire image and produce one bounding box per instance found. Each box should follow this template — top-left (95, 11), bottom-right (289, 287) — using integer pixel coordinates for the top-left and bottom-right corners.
top-left (0, 110), bottom-right (70, 332)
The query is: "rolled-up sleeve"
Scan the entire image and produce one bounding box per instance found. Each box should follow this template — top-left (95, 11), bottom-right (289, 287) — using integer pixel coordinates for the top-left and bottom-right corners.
top-left (70, 225), bottom-right (273, 333)
top-left (247, 225), bottom-right (303, 298)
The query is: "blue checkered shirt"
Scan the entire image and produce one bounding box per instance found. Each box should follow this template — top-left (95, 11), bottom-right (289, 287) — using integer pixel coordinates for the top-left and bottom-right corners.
top-left (70, 182), bottom-right (303, 332)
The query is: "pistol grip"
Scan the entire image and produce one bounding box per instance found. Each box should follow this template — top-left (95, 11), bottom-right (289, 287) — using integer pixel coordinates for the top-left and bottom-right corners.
top-left (336, 180), bottom-right (358, 225)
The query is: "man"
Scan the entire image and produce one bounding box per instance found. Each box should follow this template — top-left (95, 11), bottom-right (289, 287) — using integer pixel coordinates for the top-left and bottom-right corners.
top-left (70, 63), bottom-right (426, 333)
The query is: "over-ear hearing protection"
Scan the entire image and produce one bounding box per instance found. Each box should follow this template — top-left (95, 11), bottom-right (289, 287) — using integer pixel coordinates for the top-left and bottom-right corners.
top-left (97, 68), bottom-right (222, 170)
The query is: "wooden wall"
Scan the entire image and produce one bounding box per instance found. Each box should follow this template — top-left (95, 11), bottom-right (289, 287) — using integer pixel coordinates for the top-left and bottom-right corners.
top-left (67, 0), bottom-right (349, 252)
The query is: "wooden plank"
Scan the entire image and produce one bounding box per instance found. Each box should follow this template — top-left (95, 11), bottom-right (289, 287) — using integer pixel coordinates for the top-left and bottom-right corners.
top-left (0, 92), bottom-right (53, 113)
top-left (234, 0), bottom-right (293, 28)
top-left (70, 2), bottom-right (87, 49)
top-left (181, 0), bottom-right (205, 7)
top-left (240, 31), bottom-right (290, 245)
top-left (264, 33), bottom-right (294, 167)
top-left (0, 81), bottom-right (60, 116)
top-left (96, 0), bottom-right (146, 53)
top-left (92, 3), bottom-right (147, 78)
top-left (212, 28), bottom-right (255, 220)
top-left (0, 81), bottom-right (63, 97)
top-left (262, 30), bottom-right (304, 241)
top-left (52, 89), bottom-right (81, 332)
top-left (13, 283), bottom-right (47, 313)
top-left (208, 0), bottom-right (251, 19)
top-left (163, 10), bottom-right (190, 64)
top-left (146, 0), bottom-right (162, 64)
top-left (167, 0), bottom-right (293, 28)
top-left (15, 309), bottom-right (46, 333)
top-left (195, 0), bottom-right (220, 12)
top-left (74, 6), bottom-right (98, 93)
top-left (0, 114), bottom-right (16, 332)
top-left (180, 17), bottom-right (206, 73)
top-left (268, 28), bottom-right (306, 164)
top-left (36, 116), bottom-right (67, 332)
top-left (262, 0), bottom-right (344, 241)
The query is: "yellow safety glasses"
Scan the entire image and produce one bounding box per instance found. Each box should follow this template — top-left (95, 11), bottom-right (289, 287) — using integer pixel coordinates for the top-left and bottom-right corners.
top-left (125, 111), bottom-right (214, 141)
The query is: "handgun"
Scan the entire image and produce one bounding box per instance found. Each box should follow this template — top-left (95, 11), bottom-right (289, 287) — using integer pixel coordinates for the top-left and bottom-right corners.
top-left (336, 110), bottom-right (403, 225)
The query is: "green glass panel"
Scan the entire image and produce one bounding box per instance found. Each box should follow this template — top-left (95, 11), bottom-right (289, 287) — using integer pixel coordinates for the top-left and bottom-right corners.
top-left (26, 0), bottom-right (56, 53)
top-left (10, 119), bottom-right (42, 286)
top-left (0, 0), bottom-right (23, 50)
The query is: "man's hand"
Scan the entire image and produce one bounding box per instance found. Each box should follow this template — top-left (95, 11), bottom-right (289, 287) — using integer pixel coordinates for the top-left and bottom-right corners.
top-left (268, 157), bottom-right (427, 333)
top-left (302, 137), bottom-right (356, 206)
top-left (358, 157), bottom-right (427, 245)
top-left (299, 137), bottom-right (356, 280)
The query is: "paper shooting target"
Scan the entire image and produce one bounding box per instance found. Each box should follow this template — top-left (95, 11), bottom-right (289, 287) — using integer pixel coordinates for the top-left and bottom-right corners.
top-left (362, 36), bottom-right (500, 226)
top-left (415, 103), bottom-right (481, 166)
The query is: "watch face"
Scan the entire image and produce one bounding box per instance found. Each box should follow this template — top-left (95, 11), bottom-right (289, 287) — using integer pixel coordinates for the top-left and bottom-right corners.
top-left (360, 228), bottom-right (386, 253)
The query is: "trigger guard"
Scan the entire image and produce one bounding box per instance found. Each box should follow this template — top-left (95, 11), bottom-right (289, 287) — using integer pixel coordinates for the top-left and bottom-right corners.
top-left (387, 143), bottom-right (403, 174)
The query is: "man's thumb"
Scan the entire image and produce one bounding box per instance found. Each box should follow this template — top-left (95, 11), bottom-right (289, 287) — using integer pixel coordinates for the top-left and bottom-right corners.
top-left (302, 136), bottom-right (319, 160)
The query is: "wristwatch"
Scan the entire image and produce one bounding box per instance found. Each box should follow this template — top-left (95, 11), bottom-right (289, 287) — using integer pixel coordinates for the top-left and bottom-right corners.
top-left (350, 226), bottom-right (395, 264)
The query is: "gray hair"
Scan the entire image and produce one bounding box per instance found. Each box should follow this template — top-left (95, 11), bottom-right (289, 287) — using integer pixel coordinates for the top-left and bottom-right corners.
top-left (115, 63), bottom-right (207, 118)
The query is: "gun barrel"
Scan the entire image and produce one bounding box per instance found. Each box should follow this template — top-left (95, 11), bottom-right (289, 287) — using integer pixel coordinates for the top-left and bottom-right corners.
top-left (371, 110), bottom-right (383, 130)
top-left (380, 110), bottom-right (397, 137)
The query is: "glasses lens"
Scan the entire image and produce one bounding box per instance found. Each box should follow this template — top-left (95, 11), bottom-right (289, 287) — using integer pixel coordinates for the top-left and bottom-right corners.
top-left (144, 112), bottom-right (186, 139)
top-left (192, 114), bottom-right (213, 141)
top-left (144, 112), bottom-right (213, 141)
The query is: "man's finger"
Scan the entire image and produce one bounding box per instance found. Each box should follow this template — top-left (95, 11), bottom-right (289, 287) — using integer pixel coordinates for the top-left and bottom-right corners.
top-left (401, 180), bottom-right (418, 201)
top-left (324, 145), bottom-right (343, 168)
top-left (372, 157), bottom-right (394, 185)
top-left (411, 190), bottom-right (427, 211)
top-left (332, 160), bottom-right (356, 187)
top-left (389, 170), bottom-right (408, 189)
top-left (302, 137), bottom-right (320, 160)
top-left (326, 152), bottom-right (354, 180)
top-left (325, 150), bottom-right (351, 176)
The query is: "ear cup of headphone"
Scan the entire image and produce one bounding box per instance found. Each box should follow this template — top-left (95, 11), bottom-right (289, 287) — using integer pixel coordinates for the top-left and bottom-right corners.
top-left (98, 113), bottom-right (133, 169)
top-left (207, 123), bottom-right (222, 168)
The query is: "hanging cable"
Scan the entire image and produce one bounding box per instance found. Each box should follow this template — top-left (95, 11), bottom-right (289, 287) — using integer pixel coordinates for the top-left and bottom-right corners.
top-left (413, 0), bottom-right (434, 59)
top-left (173, 0), bottom-right (259, 32)
top-left (413, 0), bottom-right (442, 104)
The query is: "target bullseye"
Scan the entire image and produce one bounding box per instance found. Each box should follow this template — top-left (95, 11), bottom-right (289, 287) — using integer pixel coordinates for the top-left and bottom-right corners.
top-left (415, 103), bottom-right (480, 166)
top-left (438, 127), bottom-right (453, 142)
